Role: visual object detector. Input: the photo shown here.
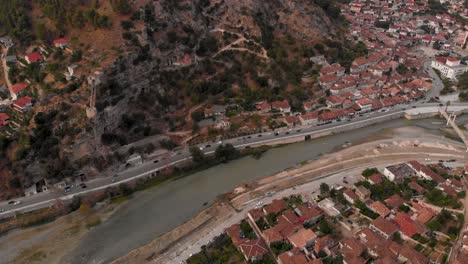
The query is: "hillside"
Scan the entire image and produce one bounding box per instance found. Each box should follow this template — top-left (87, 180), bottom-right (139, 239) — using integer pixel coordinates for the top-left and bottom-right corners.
top-left (0, 0), bottom-right (357, 198)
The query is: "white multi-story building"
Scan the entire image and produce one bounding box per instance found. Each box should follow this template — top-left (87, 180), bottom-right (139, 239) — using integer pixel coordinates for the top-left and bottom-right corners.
top-left (431, 57), bottom-right (468, 80)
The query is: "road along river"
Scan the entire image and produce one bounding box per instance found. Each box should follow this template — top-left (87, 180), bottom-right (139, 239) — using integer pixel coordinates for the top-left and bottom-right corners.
top-left (61, 116), bottom-right (466, 264)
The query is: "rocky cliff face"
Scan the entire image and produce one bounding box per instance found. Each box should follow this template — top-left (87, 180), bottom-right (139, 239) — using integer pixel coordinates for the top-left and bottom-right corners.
top-left (94, 0), bottom-right (340, 148)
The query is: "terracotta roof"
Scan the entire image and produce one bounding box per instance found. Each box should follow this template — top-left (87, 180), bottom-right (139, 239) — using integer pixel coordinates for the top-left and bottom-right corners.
top-left (13, 96), bottom-right (33, 108)
top-left (340, 237), bottom-right (365, 258)
top-left (399, 245), bottom-right (428, 264)
top-left (439, 183), bottom-right (458, 197)
top-left (357, 228), bottom-right (389, 256)
top-left (0, 113), bottom-right (9, 122)
top-left (371, 217), bottom-right (399, 237)
top-left (301, 111), bottom-right (319, 121)
top-left (287, 228), bottom-right (317, 248)
top-left (238, 238), bottom-right (269, 260)
top-left (53, 38), bottom-right (69, 45)
top-left (297, 204), bottom-right (322, 222)
top-left (272, 100), bottom-right (290, 110)
top-left (278, 247), bottom-right (311, 264)
top-left (263, 217), bottom-right (301, 243)
top-left (408, 181), bottom-right (426, 195)
top-left (226, 224), bottom-right (244, 246)
top-left (412, 203), bottom-right (436, 224)
top-left (368, 173), bottom-right (384, 184)
top-left (448, 178), bottom-right (463, 188)
top-left (384, 194), bottom-right (405, 209)
top-left (393, 212), bottom-right (426, 238)
top-left (11, 83), bottom-right (28, 94)
top-left (284, 116), bottom-right (300, 125)
top-left (320, 64), bottom-right (345, 75)
top-left (357, 97), bottom-right (374, 106)
top-left (369, 201), bottom-right (391, 217)
top-left (248, 208), bottom-right (264, 221)
top-left (313, 235), bottom-right (337, 254)
top-left (256, 101), bottom-right (271, 111)
top-left (319, 74), bottom-right (340, 84)
top-left (263, 199), bottom-right (286, 215)
top-left (25, 52), bottom-right (43, 63)
top-left (327, 95), bottom-right (344, 104)
top-left (343, 188), bottom-right (359, 202)
top-left (318, 109), bottom-right (347, 121)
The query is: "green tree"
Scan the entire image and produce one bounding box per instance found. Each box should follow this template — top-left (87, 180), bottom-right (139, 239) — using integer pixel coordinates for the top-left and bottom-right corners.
top-left (215, 144), bottom-right (239, 163)
top-left (189, 146), bottom-right (205, 164)
top-left (320, 182), bottom-right (330, 196)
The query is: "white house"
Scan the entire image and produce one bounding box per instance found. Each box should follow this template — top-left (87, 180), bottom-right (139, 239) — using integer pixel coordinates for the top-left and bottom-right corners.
top-left (431, 57), bottom-right (468, 80)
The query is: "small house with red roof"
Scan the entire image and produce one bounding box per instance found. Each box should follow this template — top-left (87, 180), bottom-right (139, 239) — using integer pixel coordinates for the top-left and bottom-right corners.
top-left (384, 194), bottom-right (406, 209)
top-left (263, 199), bottom-right (287, 215)
top-left (12, 96), bottom-right (33, 112)
top-left (369, 217), bottom-right (399, 239)
top-left (326, 95), bottom-right (344, 108)
top-left (272, 100), bottom-right (291, 114)
top-left (356, 97), bottom-right (373, 112)
top-left (392, 212), bottom-right (427, 239)
top-left (0, 113), bottom-right (10, 127)
top-left (11, 83), bottom-right (28, 96)
top-left (53, 38), bottom-right (69, 48)
top-left (25, 52), bottom-right (44, 64)
top-left (299, 111), bottom-right (319, 126)
top-left (408, 181), bottom-right (426, 195)
top-left (366, 173), bottom-right (383, 185)
top-left (225, 223), bottom-right (269, 261)
top-left (256, 101), bottom-right (271, 113)
top-left (369, 201), bottom-right (391, 217)
top-left (343, 188), bottom-right (359, 204)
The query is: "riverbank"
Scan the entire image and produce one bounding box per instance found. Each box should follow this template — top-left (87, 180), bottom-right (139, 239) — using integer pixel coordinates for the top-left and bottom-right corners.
top-left (0, 200), bottom-right (125, 264)
top-left (113, 126), bottom-right (468, 263)
top-left (1, 117), bottom-right (464, 263)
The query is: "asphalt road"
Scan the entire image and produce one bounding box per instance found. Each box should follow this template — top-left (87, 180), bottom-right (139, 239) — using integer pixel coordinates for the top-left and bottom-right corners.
top-left (424, 61), bottom-right (444, 100)
top-left (0, 101), bottom-right (461, 218)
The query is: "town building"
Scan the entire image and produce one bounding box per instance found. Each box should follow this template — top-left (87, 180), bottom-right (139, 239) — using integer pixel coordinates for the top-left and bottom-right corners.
top-left (383, 163), bottom-right (415, 182)
top-left (431, 57), bottom-right (468, 80)
top-left (369, 217), bottom-right (399, 239)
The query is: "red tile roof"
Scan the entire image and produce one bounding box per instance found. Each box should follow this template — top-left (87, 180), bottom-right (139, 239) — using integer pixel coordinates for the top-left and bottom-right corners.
top-left (25, 52), bottom-right (43, 63)
top-left (272, 100), bottom-right (290, 110)
top-left (357, 97), bottom-right (373, 106)
top-left (278, 248), bottom-right (311, 264)
top-left (392, 212), bottom-right (426, 238)
top-left (343, 188), bottom-right (359, 202)
top-left (263, 199), bottom-right (286, 215)
top-left (297, 204), bottom-right (322, 222)
top-left (11, 83), bottom-right (28, 94)
top-left (368, 173), bottom-right (384, 184)
top-left (370, 217), bottom-right (399, 237)
top-left (238, 238), bottom-right (269, 260)
top-left (408, 181), bottom-right (426, 195)
top-left (384, 194), bottom-right (405, 209)
top-left (370, 201), bottom-right (391, 217)
top-left (439, 183), bottom-right (457, 197)
top-left (301, 111), bottom-right (319, 121)
top-left (399, 245), bottom-right (428, 264)
top-left (287, 228), bottom-right (317, 248)
top-left (53, 38), bottom-right (69, 45)
top-left (248, 208), bottom-right (264, 221)
top-left (319, 74), bottom-right (340, 84)
top-left (340, 237), bottom-right (365, 258)
top-left (13, 96), bottom-right (33, 108)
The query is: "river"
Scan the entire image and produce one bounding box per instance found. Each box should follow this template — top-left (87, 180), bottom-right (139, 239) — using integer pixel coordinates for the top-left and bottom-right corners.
top-left (62, 116), bottom-right (466, 263)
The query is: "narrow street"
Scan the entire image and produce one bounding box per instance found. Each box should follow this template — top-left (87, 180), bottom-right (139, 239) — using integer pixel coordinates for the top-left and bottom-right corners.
top-left (424, 61), bottom-right (444, 101)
